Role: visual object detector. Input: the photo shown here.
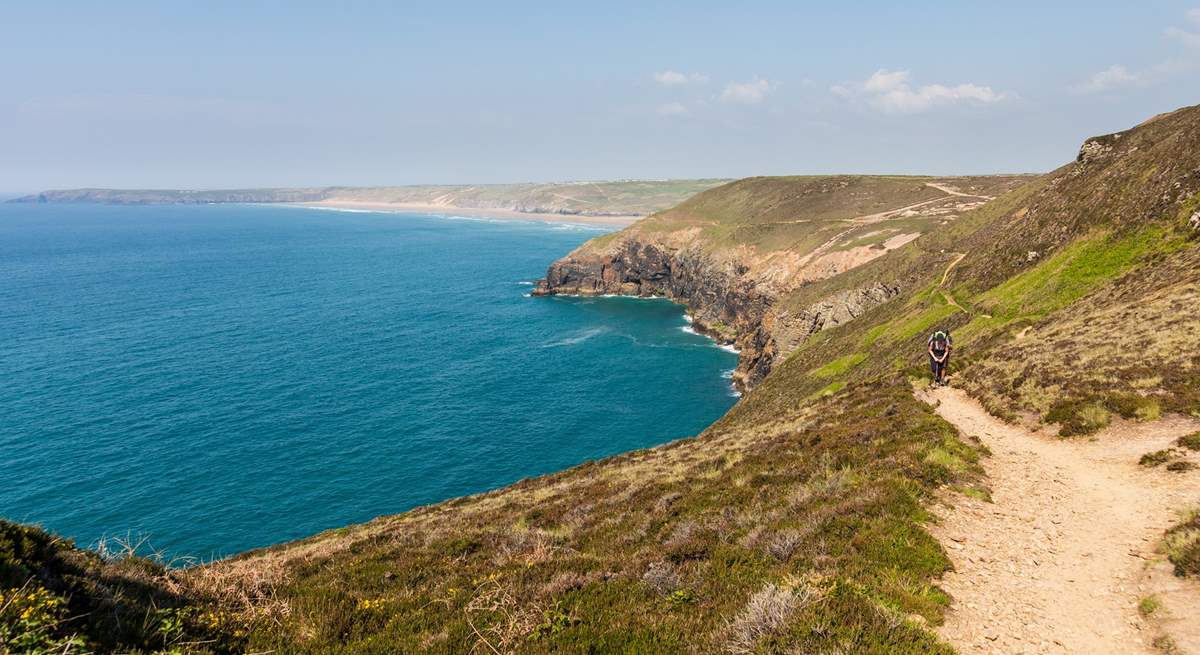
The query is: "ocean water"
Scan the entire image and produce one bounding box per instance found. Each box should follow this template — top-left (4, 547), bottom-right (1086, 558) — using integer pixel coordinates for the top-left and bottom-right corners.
top-left (0, 203), bottom-right (737, 559)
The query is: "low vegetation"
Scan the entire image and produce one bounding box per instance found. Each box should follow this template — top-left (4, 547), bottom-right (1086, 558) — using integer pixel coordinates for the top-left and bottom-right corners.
top-left (0, 521), bottom-right (239, 654)
top-left (1163, 509), bottom-right (1200, 578)
top-left (7, 105), bottom-right (1200, 652)
top-left (198, 379), bottom-right (978, 653)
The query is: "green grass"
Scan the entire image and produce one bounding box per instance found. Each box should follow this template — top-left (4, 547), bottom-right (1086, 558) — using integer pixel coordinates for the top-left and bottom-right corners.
top-left (810, 381), bottom-right (847, 399)
top-left (970, 226), bottom-right (1172, 324)
top-left (1139, 594), bottom-right (1162, 617)
top-left (812, 353), bottom-right (867, 378)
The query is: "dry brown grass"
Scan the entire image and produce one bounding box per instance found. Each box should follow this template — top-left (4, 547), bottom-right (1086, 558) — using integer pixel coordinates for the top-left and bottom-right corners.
top-left (723, 581), bottom-right (818, 654)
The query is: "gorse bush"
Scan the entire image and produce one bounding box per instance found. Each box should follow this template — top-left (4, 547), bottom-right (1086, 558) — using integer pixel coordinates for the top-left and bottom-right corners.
top-left (0, 520), bottom-right (239, 654)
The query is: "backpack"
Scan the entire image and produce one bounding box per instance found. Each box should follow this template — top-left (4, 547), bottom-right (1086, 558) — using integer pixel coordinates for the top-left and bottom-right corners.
top-left (931, 331), bottom-right (948, 353)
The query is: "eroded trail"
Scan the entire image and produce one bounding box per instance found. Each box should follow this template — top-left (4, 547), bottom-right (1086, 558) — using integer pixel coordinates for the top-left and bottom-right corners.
top-left (921, 386), bottom-right (1200, 654)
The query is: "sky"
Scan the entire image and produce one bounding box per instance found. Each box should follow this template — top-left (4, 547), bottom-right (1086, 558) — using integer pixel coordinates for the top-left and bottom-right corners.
top-left (3, 1), bottom-right (1200, 191)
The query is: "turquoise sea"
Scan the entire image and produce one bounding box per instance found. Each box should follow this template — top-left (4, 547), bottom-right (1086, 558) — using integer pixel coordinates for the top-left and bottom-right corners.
top-left (0, 203), bottom-right (738, 559)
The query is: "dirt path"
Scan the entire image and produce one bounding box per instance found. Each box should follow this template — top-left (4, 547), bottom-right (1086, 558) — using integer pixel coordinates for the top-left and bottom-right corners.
top-left (940, 252), bottom-right (967, 286)
top-left (926, 182), bottom-right (994, 200)
top-left (921, 386), bottom-right (1200, 654)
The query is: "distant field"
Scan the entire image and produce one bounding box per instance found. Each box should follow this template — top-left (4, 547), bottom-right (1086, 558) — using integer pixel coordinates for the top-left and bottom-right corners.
top-left (10, 179), bottom-right (732, 217)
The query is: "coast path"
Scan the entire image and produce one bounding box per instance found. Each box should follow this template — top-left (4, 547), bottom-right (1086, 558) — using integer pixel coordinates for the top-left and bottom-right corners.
top-left (925, 182), bottom-right (995, 201)
top-left (920, 385), bottom-right (1200, 654)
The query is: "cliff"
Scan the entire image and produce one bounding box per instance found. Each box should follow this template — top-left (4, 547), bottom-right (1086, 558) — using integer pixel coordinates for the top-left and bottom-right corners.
top-left (534, 175), bottom-right (1029, 387)
top-left (7, 105), bottom-right (1200, 654)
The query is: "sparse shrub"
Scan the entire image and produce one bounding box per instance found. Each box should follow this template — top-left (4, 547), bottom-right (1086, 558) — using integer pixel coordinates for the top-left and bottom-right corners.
top-left (1164, 509), bottom-right (1200, 578)
top-left (1154, 634), bottom-right (1184, 654)
top-left (1047, 400), bottom-right (1111, 436)
top-left (923, 447), bottom-right (967, 475)
top-left (1177, 432), bottom-right (1200, 451)
top-left (663, 522), bottom-right (714, 563)
top-left (1138, 594), bottom-right (1162, 617)
top-left (543, 571), bottom-right (596, 598)
top-left (668, 589), bottom-right (695, 606)
top-left (1166, 461), bottom-right (1197, 473)
top-left (1104, 393), bottom-right (1160, 421)
top-left (1140, 449), bottom-right (1174, 467)
top-left (530, 604), bottom-right (578, 640)
top-left (441, 536), bottom-right (481, 558)
top-left (641, 561), bottom-right (680, 596)
top-left (960, 486), bottom-right (992, 502)
top-left (766, 529), bottom-right (804, 562)
top-left (724, 583), bottom-right (813, 655)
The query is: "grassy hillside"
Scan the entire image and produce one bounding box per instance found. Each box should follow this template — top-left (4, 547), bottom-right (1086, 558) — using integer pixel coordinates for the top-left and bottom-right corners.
top-left (5, 105), bottom-right (1199, 653)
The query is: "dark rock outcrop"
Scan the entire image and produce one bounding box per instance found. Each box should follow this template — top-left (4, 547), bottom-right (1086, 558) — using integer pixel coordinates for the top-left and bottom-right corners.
top-left (533, 237), bottom-right (899, 390)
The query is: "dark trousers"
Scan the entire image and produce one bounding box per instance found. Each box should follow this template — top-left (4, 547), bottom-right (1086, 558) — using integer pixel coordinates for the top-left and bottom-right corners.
top-left (930, 355), bottom-right (947, 381)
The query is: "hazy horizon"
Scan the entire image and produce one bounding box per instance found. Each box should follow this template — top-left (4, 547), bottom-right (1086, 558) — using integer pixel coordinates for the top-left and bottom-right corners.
top-left (4, 2), bottom-right (1200, 192)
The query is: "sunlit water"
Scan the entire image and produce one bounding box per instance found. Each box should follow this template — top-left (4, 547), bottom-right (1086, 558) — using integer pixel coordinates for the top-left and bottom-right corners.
top-left (0, 203), bottom-right (737, 559)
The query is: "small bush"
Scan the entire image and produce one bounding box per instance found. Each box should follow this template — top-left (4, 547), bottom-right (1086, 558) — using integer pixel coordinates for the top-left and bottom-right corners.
top-left (765, 530), bottom-right (804, 562)
top-left (724, 583), bottom-right (812, 655)
top-left (1177, 432), bottom-right (1200, 451)
top-left (641, 561), bottom-right (680, 596)
top-left (1138, 594), bottom-right (1162, 617)
top-left (1166, 461), bottom-right (1197, 473)
top-left (1104, 393), bottom-right (1161, 421)
top-left (1047, 400), bottom-right (1110, 436)
top-left (1140, 450), bottom-right (1174, 467)
top-left (1164, 510), bottom-right (1200, 577)
top-left (1155, 635), bottom-right (1184, 654)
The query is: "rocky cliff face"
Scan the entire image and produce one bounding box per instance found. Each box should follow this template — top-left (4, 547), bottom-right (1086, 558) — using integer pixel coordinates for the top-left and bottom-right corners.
top-left (533, 236), bottom-right (900, 389)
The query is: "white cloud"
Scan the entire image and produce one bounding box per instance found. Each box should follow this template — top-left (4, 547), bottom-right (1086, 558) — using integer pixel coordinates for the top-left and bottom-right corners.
top-left (656, 102), bottom-right (690, 117)
top-left (863, 69), bottom-right (910, 93)
top-left (1072, 64), bottom-right (1142, 93)
top-left (653, 70), bottom-right (708, 85)
top-left (833, 69), bottom-right (1005, 113)
top-left (1166, 25), bottom-right (1200, 47)
top-left (1072, 10), bottom-right (1200, 94)
top-left (720, 77), bottom-right (773, 104)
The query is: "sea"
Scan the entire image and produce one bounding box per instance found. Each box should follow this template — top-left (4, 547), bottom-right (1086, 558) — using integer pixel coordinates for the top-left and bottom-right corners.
top-left (0, 203), bottom-right (738, 560)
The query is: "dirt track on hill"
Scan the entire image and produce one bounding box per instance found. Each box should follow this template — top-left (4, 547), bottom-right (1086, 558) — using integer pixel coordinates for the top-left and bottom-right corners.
top-left (921, 386), bottom-right (1200, 654)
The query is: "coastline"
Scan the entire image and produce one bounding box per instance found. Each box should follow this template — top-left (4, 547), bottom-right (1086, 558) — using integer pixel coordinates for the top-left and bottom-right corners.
top-left (293, 199), bottom-right (642, 227)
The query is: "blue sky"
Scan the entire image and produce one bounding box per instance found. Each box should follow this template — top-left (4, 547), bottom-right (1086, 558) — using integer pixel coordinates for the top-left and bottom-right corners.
top-left (3, 2), bottom-right (1200, 190)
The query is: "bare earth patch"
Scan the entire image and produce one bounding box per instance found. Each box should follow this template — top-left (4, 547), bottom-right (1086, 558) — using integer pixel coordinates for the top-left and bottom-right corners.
top-left (921, 386), bottom-right (1200, 654)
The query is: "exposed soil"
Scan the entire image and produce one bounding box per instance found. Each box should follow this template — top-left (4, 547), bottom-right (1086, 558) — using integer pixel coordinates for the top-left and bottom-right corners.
top-left (921, 385), bottom-right (1200, 654)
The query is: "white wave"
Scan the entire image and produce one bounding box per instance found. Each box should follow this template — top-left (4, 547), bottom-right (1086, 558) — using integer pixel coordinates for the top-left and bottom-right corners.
top-left (721, 369), bottom-right (735, 379)
top-left (541, 327), bottom-right (608, 348)
top-left (517, 281), bottom-right (534, 286)
top-left (681, 325), bottom-right (740, 353)
top-left (551, 223), bottom-right (610, 232)
top-left (683, 314), bottom-right (694, 323)
top-left (299, 206), bottom-right (389, 214)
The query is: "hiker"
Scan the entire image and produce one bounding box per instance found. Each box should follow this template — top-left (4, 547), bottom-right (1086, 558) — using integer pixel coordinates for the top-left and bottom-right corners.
top-left (928, 329), bottom-right (952, 386)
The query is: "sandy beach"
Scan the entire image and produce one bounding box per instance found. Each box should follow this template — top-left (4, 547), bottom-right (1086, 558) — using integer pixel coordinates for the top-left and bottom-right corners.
top-left (294, 200), bottom-right (642, 227)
